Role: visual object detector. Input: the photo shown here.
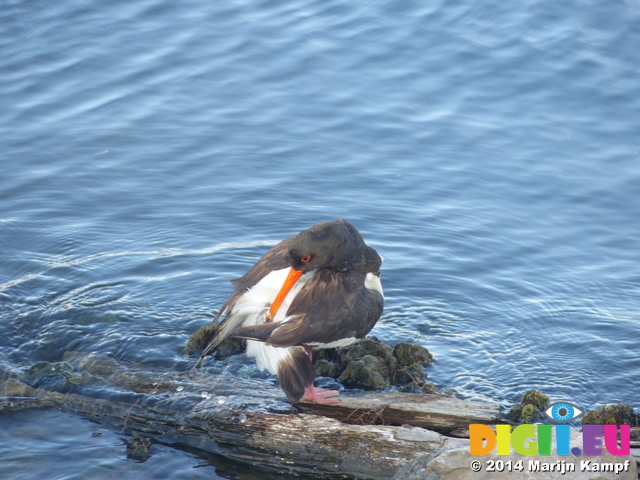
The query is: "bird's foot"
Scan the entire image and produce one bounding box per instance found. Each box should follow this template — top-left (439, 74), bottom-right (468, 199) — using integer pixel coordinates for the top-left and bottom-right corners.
top-left (302, 385), bottom-right (340, 404)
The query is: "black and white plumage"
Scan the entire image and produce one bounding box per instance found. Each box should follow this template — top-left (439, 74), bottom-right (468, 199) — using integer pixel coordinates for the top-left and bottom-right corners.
top-left (200, 219), bottom-right (384, 404)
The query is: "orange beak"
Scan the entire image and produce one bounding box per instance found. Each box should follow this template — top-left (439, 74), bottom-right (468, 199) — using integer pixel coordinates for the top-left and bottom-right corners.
top-left (266, 267), bottom-right (303, 322)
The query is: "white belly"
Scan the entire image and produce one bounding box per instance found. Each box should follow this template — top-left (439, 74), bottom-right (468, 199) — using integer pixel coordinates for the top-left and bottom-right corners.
top-left (246, 339), bottom-right (292, 375)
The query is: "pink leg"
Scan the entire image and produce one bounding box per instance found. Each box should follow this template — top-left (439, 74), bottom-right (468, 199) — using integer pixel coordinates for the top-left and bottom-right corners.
top-left (302, 347), bottom-right (340, 404)
top-left (302, 385), bottom-right (340, 404)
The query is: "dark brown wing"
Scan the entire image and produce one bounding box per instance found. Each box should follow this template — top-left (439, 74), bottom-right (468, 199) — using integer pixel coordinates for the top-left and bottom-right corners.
top-left (261, 269), bottom-right (384, 348)
top-left (215, 235), bottom-right (294, 324)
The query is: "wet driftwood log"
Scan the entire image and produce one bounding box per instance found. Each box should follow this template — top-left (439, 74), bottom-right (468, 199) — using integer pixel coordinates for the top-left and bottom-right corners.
top-left (0, 353), bottom-right (500, 479)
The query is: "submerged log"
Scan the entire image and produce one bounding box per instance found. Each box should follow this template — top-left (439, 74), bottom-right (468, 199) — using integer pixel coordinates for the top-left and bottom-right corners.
top-left (0, 353), bottom-right (499, 479)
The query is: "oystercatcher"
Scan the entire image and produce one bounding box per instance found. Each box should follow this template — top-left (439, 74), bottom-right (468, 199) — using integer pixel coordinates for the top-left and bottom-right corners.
top-left (199, 219), bottom-right (384, 404)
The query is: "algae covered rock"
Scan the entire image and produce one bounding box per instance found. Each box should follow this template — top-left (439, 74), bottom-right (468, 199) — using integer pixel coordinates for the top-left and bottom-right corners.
top-left (392, 342), bottom-right (434, 389)
top-left (393, 342), bottom-right (434, 367)
top-left (520, 404), bottom-right (539, 423)
top-left (323, 337), bottom-right (397, 390)
top-left (520, 389), bottom-right (550, 409)
top-left (335, 336), bottom-right (399, 371)
top-left (508, 389), bottom-right (549, 424)
top-left (126, 432), bottom-right (152, 462)
top-left (582, 403), bottom-right (638, 427)
top-left (26, 360), bottom-right (93, 388)
top-left (185, 324), bottom-right (246, 360)
top-left (313, 359), bottom-right (341, 378)
top-left (339, 354), bottom-right (391, 390)
top-left (313, 336), bottom-right (434, 392)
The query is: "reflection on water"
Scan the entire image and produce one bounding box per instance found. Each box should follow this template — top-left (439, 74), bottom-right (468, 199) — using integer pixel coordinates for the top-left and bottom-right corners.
top-left (1, 0), bottom-right (639, 477)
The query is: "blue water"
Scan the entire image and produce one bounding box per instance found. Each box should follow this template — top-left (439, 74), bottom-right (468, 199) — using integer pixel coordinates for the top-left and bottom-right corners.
top-left (1, 0), bottom-right (639, 478)
top-left (0, 408), bottom-right (221, 480)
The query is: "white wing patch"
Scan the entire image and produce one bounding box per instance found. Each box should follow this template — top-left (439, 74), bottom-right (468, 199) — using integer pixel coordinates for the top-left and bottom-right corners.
top-left (247, 340), bottom-right (292, 375)
top-left (364, 272), bottom-right (383, 296)
top-left (230, 268), bottom-right (314, 374)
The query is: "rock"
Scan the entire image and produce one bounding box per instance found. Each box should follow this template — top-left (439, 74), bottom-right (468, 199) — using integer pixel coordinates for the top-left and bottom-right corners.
top-left (521, 389), bottom-right (550, 409)
top-left (508, 389), bottom-right (549, 423)
top-left (393, 342), bottom-right (434, 367)
top-left (521, 404), bottom-right (540, 423)
top-left (335, 336), bottom-right (399, 371)
top-left (125, 432), bottom-right (152, 462)
top-left (393, 342), bottom-right (434, 390)
top-left (393, 453), bottom-right (441, 480)
top-left (313, 358), bottom-right (341, 378)
top-left (391, 435), bottom-right (468, 480)
top-left (581, 403), bottom-right (638, 427)
top-left (398, 381), bottom-right (439, 394)
top-left (339, 354), bottom-right (391, 389)
top-left (184, 324), bottom-right (217, 353)
top-left (0, 397), bottom-right (53, 413)
top-left (27, 361), bottom-right (91, 386)
top-left (185, 324), bottom-right (246, 360)
top-left (314, 336), bottom-right (435, 392)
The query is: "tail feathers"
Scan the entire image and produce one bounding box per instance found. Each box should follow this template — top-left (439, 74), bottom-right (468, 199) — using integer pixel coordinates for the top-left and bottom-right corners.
top-left (276, 347), bottom-right (315, 404)
top-left (231, 322), bottom-right (281, 342)
top-left (199, 318), bottom-right (236, 358)
top-left (190, 307), bottom-right (243, 372)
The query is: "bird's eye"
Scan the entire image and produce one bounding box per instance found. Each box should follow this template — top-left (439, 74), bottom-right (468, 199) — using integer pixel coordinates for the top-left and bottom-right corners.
top-left (300, 255), bottom-right (312, 262)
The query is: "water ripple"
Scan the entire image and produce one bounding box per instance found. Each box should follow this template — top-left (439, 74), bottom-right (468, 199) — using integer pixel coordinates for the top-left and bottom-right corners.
top-left (1, 0), bottom-right (640, 476)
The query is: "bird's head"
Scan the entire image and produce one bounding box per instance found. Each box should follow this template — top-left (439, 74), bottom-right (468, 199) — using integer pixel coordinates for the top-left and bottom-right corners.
top-left (287, 219), bottom-right (369, 273)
